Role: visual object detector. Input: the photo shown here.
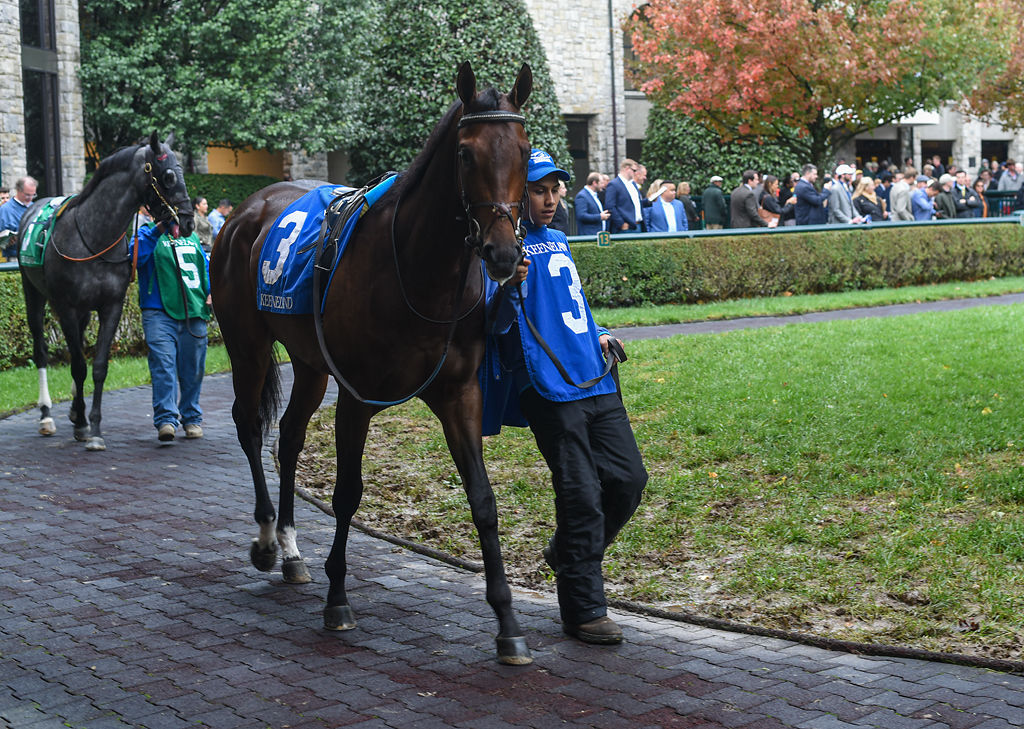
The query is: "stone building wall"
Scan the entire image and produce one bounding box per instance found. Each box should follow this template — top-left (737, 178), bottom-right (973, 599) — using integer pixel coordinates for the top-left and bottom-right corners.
top-left (0, 0), bottom-right (85, 193)
top-left (522, 0), bottom-right (635, 175)
top-left (54, 0), bottom-right (85, 191)
top-left (0, 0), bottom-right (26, 189)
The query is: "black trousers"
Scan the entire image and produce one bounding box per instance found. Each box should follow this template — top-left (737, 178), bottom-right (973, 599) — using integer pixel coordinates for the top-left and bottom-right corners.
top-left (518, 388), bottom-right (648, 624)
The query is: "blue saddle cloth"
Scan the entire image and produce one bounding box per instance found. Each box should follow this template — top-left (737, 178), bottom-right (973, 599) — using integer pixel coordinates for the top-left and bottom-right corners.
top-left (256, 176), bottom-right (396, 315)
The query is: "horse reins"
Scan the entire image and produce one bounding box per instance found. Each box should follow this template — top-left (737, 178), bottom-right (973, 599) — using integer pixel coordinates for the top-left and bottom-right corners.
top-left (51, 148), bottom-right (186, 265)
top-left (310, 108), bottom-right (528, 408)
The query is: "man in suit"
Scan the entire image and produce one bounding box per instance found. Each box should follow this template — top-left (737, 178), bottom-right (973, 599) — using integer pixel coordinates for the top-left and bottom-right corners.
top-left (888, 172), bottom-right (913, 221)
top-left (828, 164), bottom-right (862, 224)
top-left (729, 170), bottom-right (767, 228)
top-left (605, 158), bottom-right (643, 234)
top-left (574, 172), bottom-right (610, 236)
top-left (794, 164), bottom-right (829, 225)
top-left (643, 181), bottom-right (688, 233)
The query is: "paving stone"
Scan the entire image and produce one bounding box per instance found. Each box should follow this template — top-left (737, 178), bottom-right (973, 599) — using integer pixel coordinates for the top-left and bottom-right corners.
top-left (2, 371), bottom-right (1023, 729)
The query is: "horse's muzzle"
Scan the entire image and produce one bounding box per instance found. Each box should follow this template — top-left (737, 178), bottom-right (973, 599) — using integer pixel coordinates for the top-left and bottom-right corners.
top-left (481, 240), bottom-right (521, 285)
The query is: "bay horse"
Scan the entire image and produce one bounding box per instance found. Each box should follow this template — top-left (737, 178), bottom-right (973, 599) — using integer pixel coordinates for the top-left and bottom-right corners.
top-left (211, 62), bottom-right (534, 664)
top-left (19, 132), bottom-right (194, 451)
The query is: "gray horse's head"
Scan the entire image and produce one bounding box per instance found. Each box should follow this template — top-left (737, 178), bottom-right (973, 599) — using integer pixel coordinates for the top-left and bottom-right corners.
top-left (142, 131), bottom-right (194, 238)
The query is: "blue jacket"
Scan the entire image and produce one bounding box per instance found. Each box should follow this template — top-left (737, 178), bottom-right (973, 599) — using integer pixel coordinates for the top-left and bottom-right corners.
top-left (911, 188), bottom-right (935, 221)
top-left (794, 179), bottom-right (828, 225)
top-left (574, 187), bottom-right (605, 236)
top-left (480, 223), bottom-right (615, 435)
top-left (644, 198), bottom-right (688, 233)
top-left (604, 176), bottom-right (640, 233)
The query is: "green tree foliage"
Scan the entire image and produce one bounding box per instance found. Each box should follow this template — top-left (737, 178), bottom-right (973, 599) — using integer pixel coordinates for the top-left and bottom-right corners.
top-left (80, 0), bottom-right (362, 162)
top-left (79, 0), bottom-right (566, 181)
top-left (345, 0), bottom-right (567, 183)
top-left (642, 106), bottom-right (801, 193)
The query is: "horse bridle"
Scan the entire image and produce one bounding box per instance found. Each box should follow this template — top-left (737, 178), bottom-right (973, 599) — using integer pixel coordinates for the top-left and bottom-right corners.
top-left (456, 110), bottom-right (528, 253)
top-left (143, 153), bottom-right (189, 228)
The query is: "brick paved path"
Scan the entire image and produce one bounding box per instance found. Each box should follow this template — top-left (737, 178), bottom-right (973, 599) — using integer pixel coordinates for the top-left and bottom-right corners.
top-left (2, 370), bottom-right (1023, 729)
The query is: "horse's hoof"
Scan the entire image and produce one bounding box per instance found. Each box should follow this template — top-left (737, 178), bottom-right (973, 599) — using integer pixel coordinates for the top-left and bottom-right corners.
top-left (281, 557), bottom-right (312, 584)
top-left (496, 636), bottom-right (533, 665)
top-left (85, 437), bottom-right (106, 451)
top-left (73, 427), bottom-right (89, 442)
top-left (249, 539), bottom-right (278, 572)
top-left (38, 418), bottom-right (55, 436)
top-left (324, 604), bottom-right (356, 631)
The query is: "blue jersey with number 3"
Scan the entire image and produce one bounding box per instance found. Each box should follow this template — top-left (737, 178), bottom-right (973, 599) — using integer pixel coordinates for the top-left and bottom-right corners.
top-left (480, 224), bottom-right (616, 435)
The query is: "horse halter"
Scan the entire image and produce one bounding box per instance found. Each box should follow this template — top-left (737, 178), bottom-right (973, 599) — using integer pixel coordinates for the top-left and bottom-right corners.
top-left (143, 153), bottom-right (185, 227)
top-left (456, 110), bottom-right (527, 252)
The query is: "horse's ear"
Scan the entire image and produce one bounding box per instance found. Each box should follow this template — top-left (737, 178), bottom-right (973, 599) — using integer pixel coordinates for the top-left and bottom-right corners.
top-left (164, 132), bottom-right (175, 149)
top-left (149, 131), bottom-right (160, 154)
top-left (509, 64), bottom-right (532, 109)
top-left (457, 61), bottom-right (476, 105)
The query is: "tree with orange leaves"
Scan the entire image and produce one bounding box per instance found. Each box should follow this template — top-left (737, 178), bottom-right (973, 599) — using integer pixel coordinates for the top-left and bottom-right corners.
top-left (626, 0), bottom-right (1020, 171)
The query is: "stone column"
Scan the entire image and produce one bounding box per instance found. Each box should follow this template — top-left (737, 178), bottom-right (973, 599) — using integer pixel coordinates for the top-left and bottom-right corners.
top-left (54, 0), bottom-right (86, 192)
top-left (283, 150), bottom-right (329, 182)
top-left (0, 0), bottom-right (26, 190)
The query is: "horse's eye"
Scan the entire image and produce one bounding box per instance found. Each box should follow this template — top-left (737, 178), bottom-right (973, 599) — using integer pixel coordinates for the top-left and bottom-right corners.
top-left (162, 169), bottom-right (177, 188)
top-left (458, 147), bottom-right (472, 166)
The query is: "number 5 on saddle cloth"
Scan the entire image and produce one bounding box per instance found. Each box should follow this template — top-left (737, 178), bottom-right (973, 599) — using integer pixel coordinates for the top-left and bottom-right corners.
top-left (256, 172), bottom-right (397, 315)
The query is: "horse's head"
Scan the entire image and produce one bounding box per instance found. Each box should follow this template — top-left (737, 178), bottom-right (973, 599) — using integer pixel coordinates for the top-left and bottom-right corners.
top-left (455, 62), bottom-right (532, 285)
top-left (142, 131), bottom-right (195, 238)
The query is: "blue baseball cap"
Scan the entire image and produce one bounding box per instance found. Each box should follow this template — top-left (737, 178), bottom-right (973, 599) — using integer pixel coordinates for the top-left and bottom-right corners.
top-left (528, 148), bottom-right (570, 182)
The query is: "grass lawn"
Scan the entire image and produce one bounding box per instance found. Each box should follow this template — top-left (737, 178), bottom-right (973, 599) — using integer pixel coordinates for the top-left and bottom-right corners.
top-left (297, 303), bottom-right (1024, 659)
top-left (592, 275), bottom-right (1024, 328)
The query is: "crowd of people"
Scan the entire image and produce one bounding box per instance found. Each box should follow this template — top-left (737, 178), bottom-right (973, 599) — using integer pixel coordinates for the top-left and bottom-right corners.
top-left (568, 155), bottom-right (1024, 235)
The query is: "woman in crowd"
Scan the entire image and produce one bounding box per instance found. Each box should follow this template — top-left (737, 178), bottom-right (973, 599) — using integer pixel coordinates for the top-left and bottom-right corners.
top-left (972, 178), bottom-right (990, 218)
top-left (193, 196), bottom-right (213, 253)
top-left (852, 177), bottom-right (887, 220)
top-left (758, 175), bottom-right (784, 227)
top-left (677, 181), bottom-right (700, 230)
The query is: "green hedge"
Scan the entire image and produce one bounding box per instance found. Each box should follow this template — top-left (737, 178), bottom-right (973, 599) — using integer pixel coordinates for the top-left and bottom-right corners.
top-left (4, 222), bottom-right (1023, 369)
top-left (574, 223), bottom-right (1024, 307)
top-left (184, 173), bottom-right (279, 207)
top-left (0, 274), bottom-right (221, 370)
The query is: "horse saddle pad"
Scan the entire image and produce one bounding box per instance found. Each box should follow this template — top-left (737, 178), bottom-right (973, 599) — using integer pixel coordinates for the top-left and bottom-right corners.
top-left (19, 196), bottom-right (72, 268)
top-left (256, 175), bottom-right (397, 315)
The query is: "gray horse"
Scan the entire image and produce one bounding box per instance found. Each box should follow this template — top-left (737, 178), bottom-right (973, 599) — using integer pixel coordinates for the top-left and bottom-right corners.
top-left (18, 132), bottom-right (194, 450)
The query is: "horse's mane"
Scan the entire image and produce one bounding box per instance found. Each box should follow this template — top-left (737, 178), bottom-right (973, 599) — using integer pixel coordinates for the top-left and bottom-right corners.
top-left (64, 143), bottom-right (141, 212)
top-left (385, 87), bottom-right (505, 202)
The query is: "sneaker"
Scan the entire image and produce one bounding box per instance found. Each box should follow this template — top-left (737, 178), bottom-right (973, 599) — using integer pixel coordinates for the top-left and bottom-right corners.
top-left (183, 424), bottom-right (203, 439)
top-left (562, 616), bottom-right (623, 645)
top-left (157, 423), bottom-right (175, 442)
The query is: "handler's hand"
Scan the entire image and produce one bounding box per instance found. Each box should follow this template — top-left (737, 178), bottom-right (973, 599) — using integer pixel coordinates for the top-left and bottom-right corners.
top-left (599, 333), bottom-right (613, 355)
top-left (510, 258), bottom-right (530, 285)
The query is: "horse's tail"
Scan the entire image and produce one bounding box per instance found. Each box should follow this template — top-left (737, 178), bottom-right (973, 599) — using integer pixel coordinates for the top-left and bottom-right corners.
top-left (258, 348), bottom-right (283, 439)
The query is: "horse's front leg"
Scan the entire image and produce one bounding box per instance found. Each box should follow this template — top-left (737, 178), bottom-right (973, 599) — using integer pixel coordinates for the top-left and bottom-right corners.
top-left (275, 360), bottom-right (328, 584)
top-left (323, 397), bottom-right (374, 632)
top-left (82, 299), bottom-right (127, 451)
top-left (425, 383), bottom-right (532, 665)
top-left (21, 276), bottom-right (54, 436)
top-left (56, 308), bottom-right (90, 444)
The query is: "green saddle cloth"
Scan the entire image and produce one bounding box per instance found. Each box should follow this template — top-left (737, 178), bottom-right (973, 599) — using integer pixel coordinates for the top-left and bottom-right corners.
top-left (19, 196), bottom-right (72, 267)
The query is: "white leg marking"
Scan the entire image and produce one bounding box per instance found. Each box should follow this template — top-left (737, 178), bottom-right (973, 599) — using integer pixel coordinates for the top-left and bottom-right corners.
top-left (38, 368), bottom-right (52, 410)
top-left (278, 526), bottom-right (301, 561)
top-left (258, 520), bottom-right (277, 549)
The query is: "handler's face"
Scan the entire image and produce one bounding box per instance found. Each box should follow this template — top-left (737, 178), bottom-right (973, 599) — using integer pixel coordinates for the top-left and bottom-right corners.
top-left (527, 174), bottom-right (560, 226)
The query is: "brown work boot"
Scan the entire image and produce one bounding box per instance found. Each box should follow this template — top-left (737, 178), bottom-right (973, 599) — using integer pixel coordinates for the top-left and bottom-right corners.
top-left (563, 615), bottom-right (623, 645)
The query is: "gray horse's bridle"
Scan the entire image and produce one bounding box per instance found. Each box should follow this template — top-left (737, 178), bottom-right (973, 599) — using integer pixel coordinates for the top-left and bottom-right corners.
top-left (456, 110), bottom-right (528, 253)
top-left (143, 154), bottom-right (188, 228)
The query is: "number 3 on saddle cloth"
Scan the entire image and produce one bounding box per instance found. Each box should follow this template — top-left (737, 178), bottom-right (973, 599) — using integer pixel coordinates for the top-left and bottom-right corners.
top-left (256, 173), bottom-right (397, 315)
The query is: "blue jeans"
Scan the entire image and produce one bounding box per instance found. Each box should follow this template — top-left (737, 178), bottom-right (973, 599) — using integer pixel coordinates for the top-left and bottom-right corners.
top-left (142, 308), bottom-right (207, 429)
